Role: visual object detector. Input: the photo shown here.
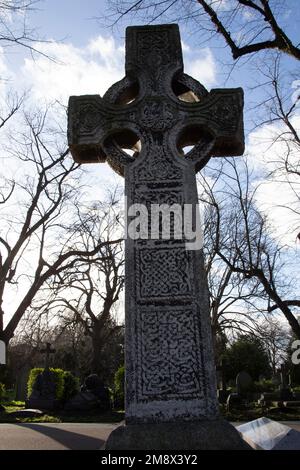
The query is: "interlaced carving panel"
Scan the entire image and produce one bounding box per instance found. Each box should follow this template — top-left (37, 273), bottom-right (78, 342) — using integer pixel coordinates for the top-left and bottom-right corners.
top-left (136, 30), bottom-right (170, 69)
top-left (136, 246), bottom-right (192, 300)
top-left (134, 146), bottom-right (182, 182)
top-left (137, 308), bottom-right (204, 399)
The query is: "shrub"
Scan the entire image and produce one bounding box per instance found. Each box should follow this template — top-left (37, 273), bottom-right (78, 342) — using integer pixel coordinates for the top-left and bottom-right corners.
top-left (62, 371), bottom-right (79, 401)
top-left (253, 379), bottom-right (276, 393)
top-left (0, 382), bottom-right (5, 400)
top-left (27, 368), bottom-right (79, 401)
top-left (113, 365), bottom-right (125, 409)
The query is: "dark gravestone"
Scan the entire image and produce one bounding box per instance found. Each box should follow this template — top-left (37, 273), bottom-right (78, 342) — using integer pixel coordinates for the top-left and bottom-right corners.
top-left (227, 371), bottom-right (253, 411)
top-left (278, 364), bottom-right (293, 400)
top-left (65, 374), bottom-right (110, 411)
top-left (217, 359), bottom-right (229, 404)
top-left (236, 371), bottom-right (253, 397)
top-left (26, 343), bottom-right (59, 410)
top-left (68, 24), bottom-right (248, 450)
top-left (26, 369), bottom-right (60, 410)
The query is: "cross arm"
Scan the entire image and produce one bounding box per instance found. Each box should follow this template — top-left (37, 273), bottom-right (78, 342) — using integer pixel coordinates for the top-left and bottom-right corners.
top-left (68, 95), bottom-right (136, 165)
top-left (178, 87), bottom-right (244, 158)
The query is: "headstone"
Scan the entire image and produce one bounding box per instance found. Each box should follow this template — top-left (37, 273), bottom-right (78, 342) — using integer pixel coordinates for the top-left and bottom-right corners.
top-left (226, 393), bottom-right (243, 411)
top-left (15, 364), bottom-right (31, 401)
top-left (65, 374), bottom-right (110, 411)
top-left (258, 391), bottom-right (280, 406)
top-left (217, 359), bottom-right (229, 404)
top-left (26, 369), bottom-right (60, 410)
top-left (65, 391), bottom-right (99, 411)
top-left (278, 364), bottom-right (293, 400)
top-left (237, 417), bottom-right (300, 450)
top-left (68, 24), bottom-right (247, 450)
top-left (236, 371), bottom-right (253, 397)
top-left (271, 373), bottom-right (281, 387)
top-left (26, 342), bottom-right (59, 409)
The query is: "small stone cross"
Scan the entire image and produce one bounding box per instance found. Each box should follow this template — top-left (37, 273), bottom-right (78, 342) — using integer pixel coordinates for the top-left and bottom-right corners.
top-left (40, 342), bottom-right (56, 370)
top-left (68, 24), bottom-right (244, 424)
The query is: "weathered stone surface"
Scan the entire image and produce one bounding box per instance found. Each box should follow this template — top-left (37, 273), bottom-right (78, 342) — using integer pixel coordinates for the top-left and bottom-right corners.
top-left (237, 417), bottom-right (300, 450)
top-left (68, 23), bottom-right (245, 449)
top-left (68, 23), bottom-right (244, 427)
top-left (105, 420), bottom-right (251, 450)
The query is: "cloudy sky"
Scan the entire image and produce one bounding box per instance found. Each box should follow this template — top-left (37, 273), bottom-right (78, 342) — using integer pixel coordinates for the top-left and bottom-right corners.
top-left (0, 0), bottom-right (299, 326)
top-left (0, 0), bottom-right (299, 245)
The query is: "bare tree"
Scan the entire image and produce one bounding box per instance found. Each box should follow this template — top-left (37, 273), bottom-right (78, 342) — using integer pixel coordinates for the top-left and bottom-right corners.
top-left (107, 1), bottom-right (300, 61)
top-left (256, 318), bottom-right (289, 374)
top-left (33, 193), bottom-right (125, 379)
top-left (0, 105), bottom-right (122, 346)
top-left (199, 156), bottom-right (300, 338)
top-left (0, 1), bottom-right (55, 60)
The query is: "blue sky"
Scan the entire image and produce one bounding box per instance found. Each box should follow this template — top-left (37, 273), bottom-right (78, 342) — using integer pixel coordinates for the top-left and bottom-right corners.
top-left (0, 0), bottom-right (298, 246)
top-left (0, 1), bottom-right (299, 326)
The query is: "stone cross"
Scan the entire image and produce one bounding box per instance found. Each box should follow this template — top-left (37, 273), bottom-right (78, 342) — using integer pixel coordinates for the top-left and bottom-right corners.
top-left (40, 342), bottom-right (56, 370)
top-left (68, 25), bottom-right (244, 426)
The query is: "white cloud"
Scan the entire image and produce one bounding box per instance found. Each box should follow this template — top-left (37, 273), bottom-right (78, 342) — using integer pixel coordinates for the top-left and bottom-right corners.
top-left (184, 47), bottom-right (217, 88)
top-left (20, 35), bottom-right (124, 105)
top-left (246, 116), bottom-right (300, 246)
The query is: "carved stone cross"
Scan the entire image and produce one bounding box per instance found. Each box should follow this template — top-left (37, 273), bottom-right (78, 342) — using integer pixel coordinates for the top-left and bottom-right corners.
top-left (40, 342), bottom-right (56, 370)
top-left (68, 24), bottom-right (245, 449)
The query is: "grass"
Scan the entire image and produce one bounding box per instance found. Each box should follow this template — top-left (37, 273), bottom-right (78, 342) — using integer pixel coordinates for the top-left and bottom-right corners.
top-left (0, 401), bottom-right (124, 424)
top-left (1, 400), bottom-right (300, 424)
top-left (221, 403), bottom-right (300, 422)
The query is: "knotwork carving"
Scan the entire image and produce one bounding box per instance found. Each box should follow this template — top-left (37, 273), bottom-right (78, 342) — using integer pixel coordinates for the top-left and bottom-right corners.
top-left (137, 307), bottom-right (204, 398)
top-left (137, 246), bottom-right (192, 300)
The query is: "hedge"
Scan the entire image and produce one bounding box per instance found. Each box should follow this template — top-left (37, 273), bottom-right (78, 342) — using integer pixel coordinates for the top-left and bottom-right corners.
top-left (0, 382), bottom-right (5, 400)
top-left (113, 365), bottom-right (125, 408)
top-left (27, 368), bottom-right (79, 401)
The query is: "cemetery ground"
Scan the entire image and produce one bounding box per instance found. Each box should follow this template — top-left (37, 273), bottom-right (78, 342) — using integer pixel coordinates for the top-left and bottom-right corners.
top-left (1, 400), bottom-right (300, 424)
top-left (0, 400), bottom-right (124, 424)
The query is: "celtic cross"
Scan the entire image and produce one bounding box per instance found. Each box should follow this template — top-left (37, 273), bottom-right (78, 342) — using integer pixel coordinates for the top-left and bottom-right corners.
top-left (68, 24), bottom-right (244, 425)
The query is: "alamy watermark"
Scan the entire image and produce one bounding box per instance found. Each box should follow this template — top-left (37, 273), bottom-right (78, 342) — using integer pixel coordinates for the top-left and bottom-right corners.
top-left (291, 340), bottom-right (300, 365)
top-left (125, 197), bottom-right (204, 250)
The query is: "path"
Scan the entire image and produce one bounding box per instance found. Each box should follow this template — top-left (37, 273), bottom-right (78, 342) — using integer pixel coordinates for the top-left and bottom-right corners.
top-left (1, 421), bottom-right (300, 450)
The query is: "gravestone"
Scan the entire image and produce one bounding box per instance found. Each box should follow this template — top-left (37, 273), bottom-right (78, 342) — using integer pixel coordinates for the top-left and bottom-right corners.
top-left (278, 364), bottom-right (293, 400)
top-left (236, 371), bottom-right (253, 397)
top-left (217, 359), bottom-right (229, 404)
top-left (68, 24), bottom-right (248, 450)
top-left (227, 371), bottom-right (253, 411)
top-left (65, 374), bottom-right (110, 411)
top-left (26, 343), bottom-right (59, 410)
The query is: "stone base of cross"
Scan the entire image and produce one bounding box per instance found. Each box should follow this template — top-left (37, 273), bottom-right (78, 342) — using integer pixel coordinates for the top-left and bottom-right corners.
top-left (68, 24), bottom-right (249, 450)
